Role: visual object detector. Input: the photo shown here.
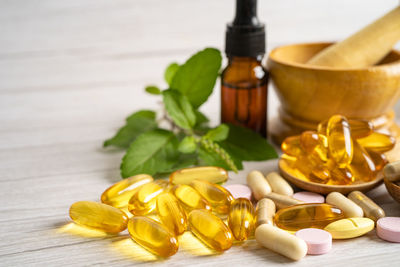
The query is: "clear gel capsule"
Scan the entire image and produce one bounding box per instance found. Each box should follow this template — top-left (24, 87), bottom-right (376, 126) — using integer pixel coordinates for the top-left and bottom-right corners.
top-left (170, 166), bottom-right (228, 185)
top-left (349, 140), bottom-right (376, 182)
top-left (101, 174), bottom-right (153, 208)
top-left (318, 119), bottom-right (373, 139)
top-left (188, 209), bottom-right (233, 251)
top-left (128, 180), bottom-right (166, 215)
top-left (327, 115), bottom-right (353, 168)
top-left (128, 216), bottom-right (178, 257)
top-left (274, 203), bottom-right (345, 232)
top-left (357, 132), bottom-right (396, 153)
top-left (367, 149), bottom-right (388, 172)
top-left (300, 131), bottom-right (328, 161)
top-left (69, 201), bottom-right (128, 233)
top-left (281, 135), bottom-right (302, 157)
top-left (156, 192), bottom-right (187, 235)
top-left (228, 198), bottom-right (255, 241)
top-left (171, 184), bottom-right (211, 212)
top-left (190, 179), bottom-right (234, 214)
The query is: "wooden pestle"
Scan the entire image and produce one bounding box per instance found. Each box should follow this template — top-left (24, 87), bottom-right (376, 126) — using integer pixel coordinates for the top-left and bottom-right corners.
top-left (307, 6), bottom-right (400, 68)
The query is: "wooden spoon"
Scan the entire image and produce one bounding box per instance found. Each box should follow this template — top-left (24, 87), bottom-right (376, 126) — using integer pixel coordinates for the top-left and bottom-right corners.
top-left (278, 158), bottom-right (384, 195)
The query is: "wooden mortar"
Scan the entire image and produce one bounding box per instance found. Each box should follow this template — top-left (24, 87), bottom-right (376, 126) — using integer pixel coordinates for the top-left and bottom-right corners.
top-left (268, 42), bottom-right (400, 148)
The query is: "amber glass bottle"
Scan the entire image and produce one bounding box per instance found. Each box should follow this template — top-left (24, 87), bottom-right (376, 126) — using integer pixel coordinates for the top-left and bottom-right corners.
top-left (221, 0), bottom-right (268, 137)
top-left (221, 56), bottom-right (268, 137)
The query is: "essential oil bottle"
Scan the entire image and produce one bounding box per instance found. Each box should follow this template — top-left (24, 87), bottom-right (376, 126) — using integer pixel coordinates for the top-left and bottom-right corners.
top-left (221, 0), bottom-right (268, 137)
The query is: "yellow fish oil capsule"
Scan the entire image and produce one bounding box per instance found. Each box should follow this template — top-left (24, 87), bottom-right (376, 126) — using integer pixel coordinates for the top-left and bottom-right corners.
top-left (128, 180), bottom-right (166, 215)
top-left (280, 154), bottom-right (329, 184)
top-left (228, 198), bottom-right (255, 241)
top-left (255, 198), bottom-right (276, 226)
top-left (156, 192), bottom-right (187, 235)
top-left (69, 201), bottom-right (128, 233)
top-left (274, 203), bottom-right (344, 231)
top-left (256, 224), bottom-right (307, 261)
top-left (327, 115), bottom-right (353, 168)
top-left (300, 131), bottom-right (328, 161)
top-left (128, 216), bottom-right (178, 257)
top-left (281, 135), bottom-right (302, 157)
top-left (190, 179), bottom-right (234, 214)
top-left (101, 174), bottom-right (153, 208)
top-left (348, 191), bottom-right (385, 222)
top-left (348, 140), bottom-right (376, 182)
top-left (302, 153), bottom-right (331, 183)
top-left (327, 163), bottom-right (354, 185)
top-left (169, 166), bottom-right (228, 185)
top-left (188, 209), bottom-right (233, 251)
top-left (318, 118), bottom-right (373, 139)
top-left (171, 184), bottom-right (211, 212)
top-left (367, 150), bottom-right (388, 172)
top-left (357, 132), bottom-right (395, 153)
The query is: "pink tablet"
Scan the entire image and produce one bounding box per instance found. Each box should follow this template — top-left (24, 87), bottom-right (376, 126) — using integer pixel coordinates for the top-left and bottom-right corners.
top-left (224, 184), bottom-right (252, 200)
top-left (295, 228), bottom-right (332, 255)
top-left (293, 191), bottom-right (325, 203)
top-left (377, 217), bottom-right (400, 243)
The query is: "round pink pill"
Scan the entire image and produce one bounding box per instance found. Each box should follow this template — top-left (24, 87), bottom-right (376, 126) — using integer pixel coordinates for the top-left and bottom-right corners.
top-left (293, 191), bottom-right (325, 203)
top-left (377, 217), bottom-right (400, 243)
top-left (295, 228), bottom-right (332, 255)
top-left (224, 184), bottom-right (252, 200)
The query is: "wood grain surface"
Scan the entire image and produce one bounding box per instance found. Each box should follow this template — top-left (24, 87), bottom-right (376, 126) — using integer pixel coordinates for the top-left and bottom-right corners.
top-left (1, 0), bottom-right (400, 266)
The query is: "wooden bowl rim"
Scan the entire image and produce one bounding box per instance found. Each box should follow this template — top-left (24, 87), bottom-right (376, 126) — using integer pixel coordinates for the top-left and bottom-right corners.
top-left (383, 177), bottom-right (400, 203)
top-left (278, 158), bottom-right (384, 195)
top-left (268, 41), bottom-right (400, 72)
top-left (384, 177), bottom-right (400, 188)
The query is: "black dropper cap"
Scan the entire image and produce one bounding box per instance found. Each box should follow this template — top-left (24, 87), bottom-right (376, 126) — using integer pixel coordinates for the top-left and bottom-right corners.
top-left (225, 0), bottom-right (265, 58)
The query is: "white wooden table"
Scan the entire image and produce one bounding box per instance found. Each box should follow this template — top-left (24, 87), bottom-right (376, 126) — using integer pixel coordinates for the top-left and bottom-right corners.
top-left (1, 0), bottom-right (400, 266)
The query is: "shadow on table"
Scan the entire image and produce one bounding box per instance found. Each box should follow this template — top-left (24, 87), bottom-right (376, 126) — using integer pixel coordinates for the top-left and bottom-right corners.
top-left (246, 241), bottom-right (297, 264)
top-left (56, 222), bottom-right (114, 238)
top-left (55, 221), bottom-right (160, 262)
top-left (178, 231), bottom-right (220, 257)
top-left (110, 236), bottom-right (161, 262)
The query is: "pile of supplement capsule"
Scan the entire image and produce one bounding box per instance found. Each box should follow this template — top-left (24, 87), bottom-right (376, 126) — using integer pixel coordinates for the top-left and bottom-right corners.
top-left (70, 167), bottom-right (239, 258)
top-left (68, 166), bottom-right (400, 261)
top-left (280, 114), bottom-right (395, 185)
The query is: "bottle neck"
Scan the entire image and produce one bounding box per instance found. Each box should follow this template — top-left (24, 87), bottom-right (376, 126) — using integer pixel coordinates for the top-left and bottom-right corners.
top-left (227, 55), bottom-right (264, 66)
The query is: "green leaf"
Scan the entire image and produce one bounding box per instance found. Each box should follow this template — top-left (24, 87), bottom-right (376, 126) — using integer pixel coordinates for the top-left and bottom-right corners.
top-left (178, 136), bottom-right (197, 153)
top-left (205, 124), bottom-right (229, 141)
top-left (164, 63), bottom-right (180, 86)
top-left (145, 85), bottom-right (161, 95)
top-left (218, 124), bottom-right (278, 161)
top-left (163, 89), bottom-right (196, 130)
top-left (198, 146), bottom-right (243, 171)
top-left (194, 110), bottom-right (210, 127)
top-left (155, 153), bottom-right (197, 176)
top-left (104, 110), bottom-right (157, 148)
top-left (193, 110), bottom-right (211, 134)
top-left (121, 129), bottom-right (180, 177)
top-left (171, 48), bottom-right (222, 108)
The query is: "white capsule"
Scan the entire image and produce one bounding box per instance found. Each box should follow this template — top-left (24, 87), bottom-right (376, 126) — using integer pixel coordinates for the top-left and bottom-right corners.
top-left (255, 224), bottom-right (308, 261)
top-left (326, 192), bottom-right (363, 218)
top-left (265, 172), bottom-right (294, 196)
top-left (246, 170), bottom-right (271, 200)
